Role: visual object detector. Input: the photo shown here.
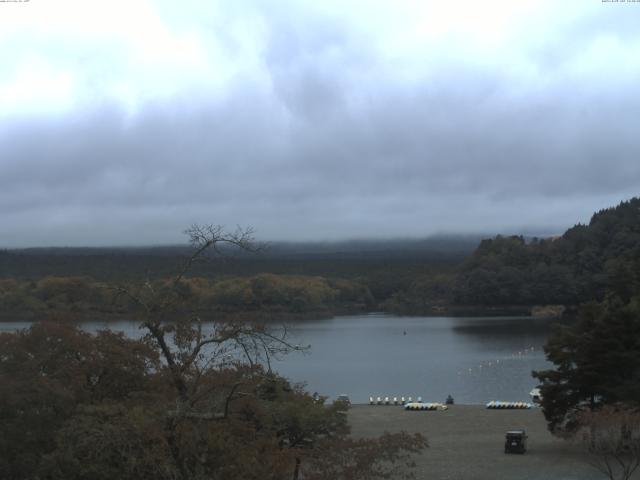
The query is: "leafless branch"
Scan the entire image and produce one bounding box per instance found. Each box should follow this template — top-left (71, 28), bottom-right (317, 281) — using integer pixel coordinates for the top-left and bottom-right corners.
top-left (577, 406), bottom-right (640, 480)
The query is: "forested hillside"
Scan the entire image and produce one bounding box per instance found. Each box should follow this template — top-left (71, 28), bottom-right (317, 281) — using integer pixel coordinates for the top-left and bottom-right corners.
top-left (2, 199), bottom-right (638, 318)
top-left (453, 198), bottom-right (640, 307)
top-left (0, 237), bottom-right (474, 319)
top-left (529, 200), bottom-right (640, 436)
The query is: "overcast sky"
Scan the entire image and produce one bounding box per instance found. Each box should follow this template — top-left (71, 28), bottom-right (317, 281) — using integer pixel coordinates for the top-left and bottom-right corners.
top-left (1, 0), bottom-right (639, 247)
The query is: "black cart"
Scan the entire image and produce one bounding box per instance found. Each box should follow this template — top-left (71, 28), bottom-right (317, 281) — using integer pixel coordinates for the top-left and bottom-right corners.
top-left (504, 430), bottom-right (527, 454)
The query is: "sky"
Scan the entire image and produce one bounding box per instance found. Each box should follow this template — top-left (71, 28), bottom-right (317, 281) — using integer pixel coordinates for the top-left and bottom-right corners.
top-left (1, 0), bottom-right (639, 247)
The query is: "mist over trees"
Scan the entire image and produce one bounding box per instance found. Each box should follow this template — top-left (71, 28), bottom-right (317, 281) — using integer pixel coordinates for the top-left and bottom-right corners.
top-left (3, 199), bottom-right (640, 319)
top-left (0, 236), bottom-right (475, 320)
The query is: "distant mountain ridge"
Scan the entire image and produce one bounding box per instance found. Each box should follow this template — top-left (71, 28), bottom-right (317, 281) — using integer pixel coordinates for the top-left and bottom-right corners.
top-left (0, 234), bottom-right (484, 281)
top-left (5, 235), bottom-right (484, 258)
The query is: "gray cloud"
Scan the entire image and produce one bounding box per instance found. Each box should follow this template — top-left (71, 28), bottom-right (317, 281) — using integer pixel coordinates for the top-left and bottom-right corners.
top-left (1, 1), bottom-right (639, 246)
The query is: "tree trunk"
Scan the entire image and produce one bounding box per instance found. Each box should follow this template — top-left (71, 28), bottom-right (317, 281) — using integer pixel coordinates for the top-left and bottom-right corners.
top-left (292, 456), bottom-right (301, 480)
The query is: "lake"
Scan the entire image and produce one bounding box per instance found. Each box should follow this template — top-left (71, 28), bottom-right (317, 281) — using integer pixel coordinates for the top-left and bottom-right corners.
top-left (1, 313), bottom-right (560, 404)
top-left (277, 313), bottom-right (558, 404)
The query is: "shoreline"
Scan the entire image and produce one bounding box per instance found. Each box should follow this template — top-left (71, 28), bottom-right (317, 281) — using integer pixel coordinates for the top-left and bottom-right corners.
top-left (0, 305), bottom-right (563, 323)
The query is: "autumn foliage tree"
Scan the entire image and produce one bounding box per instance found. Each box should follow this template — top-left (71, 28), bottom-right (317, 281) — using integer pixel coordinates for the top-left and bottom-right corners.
top-left (0, 225), bottom-right (426, 480)
top-left (0, 322), bottom-right (159, 480)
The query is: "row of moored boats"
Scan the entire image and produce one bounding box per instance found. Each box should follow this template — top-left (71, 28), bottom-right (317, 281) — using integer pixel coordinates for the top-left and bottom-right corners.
top-left (369, 396), bottom-right (422, 405)
top-left (485, 401), bottom-right (533, 409)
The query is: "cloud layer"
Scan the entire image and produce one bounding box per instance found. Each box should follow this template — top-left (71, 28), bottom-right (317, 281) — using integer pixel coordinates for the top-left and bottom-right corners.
top-left (1, 0), bottom-right (639, 246)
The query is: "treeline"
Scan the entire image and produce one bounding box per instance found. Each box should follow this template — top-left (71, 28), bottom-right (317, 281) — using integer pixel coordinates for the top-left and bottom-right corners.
top-left (453, 198), bottom-right (640, 307)
top-left (0, 237), bottom-right (473, 319)
top-left (3, 199), bottom-right (639, 317)
top-left (0, 236), bottom-right (476, 281)
top-left (379, 198), bottom-right (640, 314)
top-left (529, 201), bottom-right (640, 436)
top-left (0, 273), bottom-right (375, 320)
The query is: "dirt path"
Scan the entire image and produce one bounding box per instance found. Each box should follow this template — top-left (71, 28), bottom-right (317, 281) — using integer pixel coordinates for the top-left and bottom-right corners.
top-left (348, 404), bottom-right (634, 480)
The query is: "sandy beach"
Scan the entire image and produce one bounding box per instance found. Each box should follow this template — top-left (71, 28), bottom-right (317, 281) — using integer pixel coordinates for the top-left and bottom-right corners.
top-left (348, 404), bottom-right (636, 480)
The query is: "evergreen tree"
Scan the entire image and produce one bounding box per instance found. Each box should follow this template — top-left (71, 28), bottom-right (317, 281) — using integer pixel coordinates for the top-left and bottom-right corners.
top-left (533, 296), bottom-right (640, 433)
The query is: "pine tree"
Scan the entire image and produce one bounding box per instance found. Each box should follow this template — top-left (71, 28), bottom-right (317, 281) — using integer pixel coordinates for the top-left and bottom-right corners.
top-left (533, 296), bottom-right (640, 433)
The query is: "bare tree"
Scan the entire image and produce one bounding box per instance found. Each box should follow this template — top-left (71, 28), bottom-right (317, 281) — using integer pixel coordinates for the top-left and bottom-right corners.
top-left (115, 224), bottom-right (301, 398)
top-left (106, 225), bottom-right (426, 480)
top-left (576, 406), bottom-right (640, 480)
top-left (113, 225), bottom-right (304, 478)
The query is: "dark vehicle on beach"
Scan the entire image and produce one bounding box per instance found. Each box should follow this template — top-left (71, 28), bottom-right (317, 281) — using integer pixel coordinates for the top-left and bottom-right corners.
top-left (504, 430), bottom-right (527, 454)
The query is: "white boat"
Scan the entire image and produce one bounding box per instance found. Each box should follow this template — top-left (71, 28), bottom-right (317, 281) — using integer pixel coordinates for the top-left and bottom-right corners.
top-left (529, 388), bottom-right (542, 404)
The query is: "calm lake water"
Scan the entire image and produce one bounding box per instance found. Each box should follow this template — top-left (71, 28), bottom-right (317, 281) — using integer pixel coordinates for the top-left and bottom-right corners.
top-left (2, 314), bottom-right (560, 404)
top-left (277, 314), bottom-right (558, 404)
